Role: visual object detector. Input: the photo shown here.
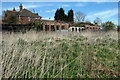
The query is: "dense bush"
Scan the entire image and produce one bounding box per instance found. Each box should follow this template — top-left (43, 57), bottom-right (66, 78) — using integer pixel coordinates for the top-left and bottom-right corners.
top-left (102, 21), bottom-right (115, 31)
top-left (5, 14), bottom-right (18, 24)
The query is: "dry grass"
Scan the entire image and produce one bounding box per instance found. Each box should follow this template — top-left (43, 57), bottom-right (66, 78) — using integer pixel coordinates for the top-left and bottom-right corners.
top-left (1, 30), bottom-right (119, 78)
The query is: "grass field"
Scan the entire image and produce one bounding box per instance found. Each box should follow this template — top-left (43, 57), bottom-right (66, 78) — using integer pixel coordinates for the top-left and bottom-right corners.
top-left (1, 31), bottom-right (120, 78)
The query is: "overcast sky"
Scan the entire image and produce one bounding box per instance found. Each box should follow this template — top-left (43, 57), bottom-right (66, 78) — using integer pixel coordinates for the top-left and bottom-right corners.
top-left (2, 2), bottom-right (119, 25)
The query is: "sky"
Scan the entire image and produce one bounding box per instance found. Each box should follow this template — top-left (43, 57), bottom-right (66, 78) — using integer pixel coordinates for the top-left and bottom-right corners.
top-left (1, 2), bottom-right (119, 25)
top-left (1, 0), bottom-right (119, 2)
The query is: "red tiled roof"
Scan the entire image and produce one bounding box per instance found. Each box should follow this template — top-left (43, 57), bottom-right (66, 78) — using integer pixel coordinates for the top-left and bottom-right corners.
top-left (7, 10), bottom-right (20, 12)
top-left (41, 19), bottom-right (68, 24)
top-left (5, 9), bottom-right (41, 18)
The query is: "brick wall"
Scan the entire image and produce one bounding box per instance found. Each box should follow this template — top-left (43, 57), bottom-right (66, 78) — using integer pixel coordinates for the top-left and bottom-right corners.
top-left (19, 17), bottom-right (36, 24)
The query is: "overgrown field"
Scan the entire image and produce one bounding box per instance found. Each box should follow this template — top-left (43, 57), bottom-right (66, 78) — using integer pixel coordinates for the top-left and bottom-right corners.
top-left (1, 31), bottom-right (120, 78)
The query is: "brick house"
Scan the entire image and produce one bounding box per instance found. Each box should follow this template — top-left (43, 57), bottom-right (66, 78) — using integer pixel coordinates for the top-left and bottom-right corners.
top-left (3, 4), bottom-right (69, 31)
top-left (4, 4), bottom-right (42, 24)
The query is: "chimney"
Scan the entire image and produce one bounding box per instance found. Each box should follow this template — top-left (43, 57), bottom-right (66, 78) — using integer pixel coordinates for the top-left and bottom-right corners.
top-left (13, 8), bottom-right (16, 11)
top-left (19, 4), bottom-right (23, 11)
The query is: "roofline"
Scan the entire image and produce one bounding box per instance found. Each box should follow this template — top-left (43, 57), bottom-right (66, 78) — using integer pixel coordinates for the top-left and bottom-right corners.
top-left (19, 16), bottom-right (41, 18)
top-left (6, 10), bottom-right (20, 12)
top-left (6, 10), bottom-right (42, 18)
top-left (41, 19), bottom-right (54, 21)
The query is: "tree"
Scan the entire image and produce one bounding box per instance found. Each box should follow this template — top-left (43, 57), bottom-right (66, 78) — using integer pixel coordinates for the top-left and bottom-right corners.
top-left (13, 8), bottom-right (16, 11)
top-left (54, 8), bottom-right (66, 21)
top-left (94, 17), bottom-right (102, 26)
top-left (59, 8), bottom-right (66, 21)
top-left (85, 20), bottom-right (91, 24)
top-left (54, 8), bottom-right (74, 23)
top-left (75, 11), bottom-right (86, 22)
top-left (64, 14), bottom-right (68, 22)
top-left (54, 9), bottom-right (59, 21)
top-left (4, 14), bottom-right (18, 24)
top-left (68, 9), bottom-right (74, 23)
top-left (102, 21), bottom-right (115, 31)
top-left (2, 11), bottom-right (7, 23)
top-left (73, 22), bottom-right (85, 27)
top-left (35, 22), bottom-right (43, 31)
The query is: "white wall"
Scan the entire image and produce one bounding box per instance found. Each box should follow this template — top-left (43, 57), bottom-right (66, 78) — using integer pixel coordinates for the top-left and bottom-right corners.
top-left (69, 27), bottom-right (85, 32)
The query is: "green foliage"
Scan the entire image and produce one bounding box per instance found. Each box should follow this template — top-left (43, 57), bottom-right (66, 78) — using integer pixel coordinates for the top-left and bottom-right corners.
top-left (73, 22), bottom-right (85, 27)
top-left (54, 8), bottom-right (74, 23)
top-left (68, 9), bottom-right (74, 23)
top-left (102, 21), bottom-right (115, 31)
top-left (6, 14), bottom-right (18, 24)
top-left (54, 8), bottom-right (66, 21)
top-left (54, 9), bottom-right (59, 20)
top-left (85, 21), bottom-right (91, 24)
top-left (35, 22), bottom-right (43, 31)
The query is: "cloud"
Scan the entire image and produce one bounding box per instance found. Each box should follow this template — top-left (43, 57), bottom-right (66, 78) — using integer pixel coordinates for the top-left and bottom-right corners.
top-left (87, 8), bottom-right (118, 19)
top-left (62, 4), bottom-right (70, 7)
top-left (75, 3), bottom-right (85, 7)
top-left (24, 5), bottom-right (39, 9)
top-left (62, 3), bottom-right (85, 7)
top-left (94, 8), bottom-right (118, 19)
top-left (45, 9), bottom-right (56, 13)
top-left (86, 8), bottom-right (118, 25)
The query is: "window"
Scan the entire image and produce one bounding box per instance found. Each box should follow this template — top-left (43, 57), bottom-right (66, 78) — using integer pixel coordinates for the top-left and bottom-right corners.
top-left (79, 28), bottom-right (81, 32)
top-left (35, 18), bottom-right (39, 22)
top-left (56, 26), bottom-right (59, 30)
top-left (51, 25), bottom-right (55, 31)
top-left (72, 28), bottom-right (74, 31)
top-left (76, 28), bottom-right (77, 31)
top-left (62, 26), bottom-right (64, 30)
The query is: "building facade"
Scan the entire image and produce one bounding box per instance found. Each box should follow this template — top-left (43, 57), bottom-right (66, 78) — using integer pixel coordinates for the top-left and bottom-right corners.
top-left (69, 25), bottom-right (100, 32)
top-left (41, 19), bottom-right (69, 31)
top-left (3, 4), bottom-right (100, 32)
top-left (3, 4), bottom-right (69, 31)
top-left (4, 4), bottom-right (42, 24)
